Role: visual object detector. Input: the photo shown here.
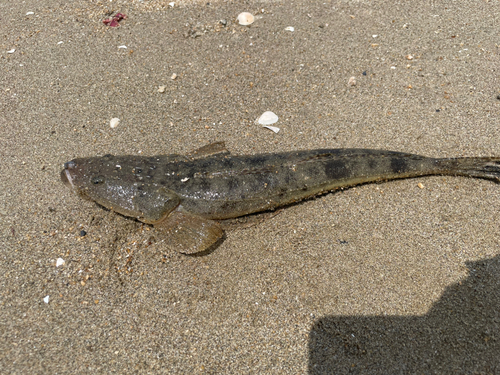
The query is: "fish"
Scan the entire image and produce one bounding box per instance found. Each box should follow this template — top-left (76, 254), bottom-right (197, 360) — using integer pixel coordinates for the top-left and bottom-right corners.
top-left (61, 142), bottom-right (500, 254)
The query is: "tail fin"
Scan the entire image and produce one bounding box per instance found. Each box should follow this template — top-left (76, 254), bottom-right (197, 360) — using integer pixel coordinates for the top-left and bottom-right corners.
top-left (436, 157), bottom-right (500, 182)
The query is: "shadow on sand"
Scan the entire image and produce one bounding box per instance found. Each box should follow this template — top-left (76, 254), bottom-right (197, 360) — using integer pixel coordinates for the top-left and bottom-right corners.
top-left (308, 255), bottom-right (500, 374)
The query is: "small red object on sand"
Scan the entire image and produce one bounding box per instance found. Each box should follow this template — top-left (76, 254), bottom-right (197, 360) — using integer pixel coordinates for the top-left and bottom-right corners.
top-left (103, 12), bottom-right (127, 27)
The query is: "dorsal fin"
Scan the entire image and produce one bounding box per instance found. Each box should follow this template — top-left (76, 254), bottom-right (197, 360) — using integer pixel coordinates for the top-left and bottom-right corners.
top-left (189, 142), bottom-right (230, 159)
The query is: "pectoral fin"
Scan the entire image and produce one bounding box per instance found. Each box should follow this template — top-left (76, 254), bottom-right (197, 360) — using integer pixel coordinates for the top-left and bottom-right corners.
top-left (133, 187), bottom-right (181, 224)
top-left (189, 142), bottom-right (230, 159)
top-left (155, 210), bottom-right (224, 254)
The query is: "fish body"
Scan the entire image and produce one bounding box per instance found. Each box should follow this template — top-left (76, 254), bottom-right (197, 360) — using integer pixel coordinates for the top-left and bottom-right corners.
top-left (61, 142), bottom-right (500, 253)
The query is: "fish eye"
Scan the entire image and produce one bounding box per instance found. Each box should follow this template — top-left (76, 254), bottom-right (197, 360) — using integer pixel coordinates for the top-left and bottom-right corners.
top-left (91, 176), bottom-right (105, 185)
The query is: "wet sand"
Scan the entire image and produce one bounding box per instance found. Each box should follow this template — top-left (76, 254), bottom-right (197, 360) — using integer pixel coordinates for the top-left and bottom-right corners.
top-left (2, 0), bottom-right (500, 373)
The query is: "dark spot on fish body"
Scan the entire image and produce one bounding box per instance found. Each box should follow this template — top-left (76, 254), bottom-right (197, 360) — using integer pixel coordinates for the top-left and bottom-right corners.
top-left (368, 157), bottom-right (378, 171)
top-left (390, 157), bottom-right (409, 174)
top-left (195, 178), bottom-right (213, 194)
top-left (250, 155), bottom-right (270, 167)
top-left (226, 177), bottom-right (239, 193)
top-left (324, 159), bottom-right (351, 180)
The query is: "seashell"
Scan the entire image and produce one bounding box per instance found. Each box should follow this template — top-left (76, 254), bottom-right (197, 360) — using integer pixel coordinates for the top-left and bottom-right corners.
top-left (263, 125), bottom-right (280, 133)
top-left (237, 12), bottom-right (254, 26)
top-left (257, 111), bottom-right (279, 125)
top-left (110, 118), bottom-right (120, 128)
top-left (285, 26), bottom-right (294, 32)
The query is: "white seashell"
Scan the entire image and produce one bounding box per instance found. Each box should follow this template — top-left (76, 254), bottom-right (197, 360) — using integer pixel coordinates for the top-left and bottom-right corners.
top-left (237, 12), bottom-right (254, 26)
top-left (171, 73), bottom-right (177, 80)
top-left (56, 258), bottom-right (65, 267)
top-left (158, 85), bottom-right (166, 93)
top-left (285, 26), bottom-right (294, 32)
top-left (169, 2), bottom-right (175, 7)
top-left (110, 118), bottom-right (120, 128)
top-left (118, 45), bottom-right (127, 49)
top-left (26, 11), bottom-right (34, 15)
top-left (7, 49), bottom-right (15, 54)
top-left (348, 76), bottom-right (356, 86)
top-left (43, 296), bottom-right (50, 304)
top-left (257, 111), bottom-right (278, 125)
top-left (57, 41), bottom-right (63, 45)
top-left (263, 125), bottom-right (280, 133)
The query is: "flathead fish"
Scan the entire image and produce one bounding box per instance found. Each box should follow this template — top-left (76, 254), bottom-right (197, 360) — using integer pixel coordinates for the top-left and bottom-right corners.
top-left (61, 142), bottom-right (500, 254)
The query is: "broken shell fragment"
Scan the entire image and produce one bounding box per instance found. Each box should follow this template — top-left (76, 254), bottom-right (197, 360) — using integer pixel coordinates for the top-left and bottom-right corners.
top-left (257, 111), bottom-right (279, 125)
top-left (263, 125), bottom-right (280, 133)
top-left (348, 76), bottom-right (356, 86)
top-left (110, 118), bottom-right (120, 128)
top-left (237, 12), bottom-right (254, 26)
top-left (285, 26), bottom-right (295, 32)
top-left (158, 85), bottom-right (166, 93)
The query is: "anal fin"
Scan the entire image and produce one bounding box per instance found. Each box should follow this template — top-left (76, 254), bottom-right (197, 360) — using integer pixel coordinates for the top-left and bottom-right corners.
top-left (155, 210), bottom-right (224, 254)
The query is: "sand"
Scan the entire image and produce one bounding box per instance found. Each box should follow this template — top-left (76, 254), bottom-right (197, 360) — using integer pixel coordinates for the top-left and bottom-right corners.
top-left (1, 0), bottom-right (500, 373)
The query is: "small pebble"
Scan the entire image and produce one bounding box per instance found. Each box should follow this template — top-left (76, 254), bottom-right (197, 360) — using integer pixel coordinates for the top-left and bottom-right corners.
top-left (237, 12), bottom-right (254, 26)
top-left (417, 182), bottom-right (424, 189)
top-left (57, 41), bottom-right (63, 45)
top-left (169, 2), bottom-right (175, 7)
top-left (497, 94), bottom-right (500, 100)
top-left (110, 118), bottom-right (120, 128)
top-left (406, 54), bottom-right (414, 60)
top-left (80, 230), bottom-right (87, 237)
top-left (56, 258), bottom-right (65, 267)
top-left (348, 76), bottom-right (356, 86)
top-left (257, 111), bottom-right (279, 125)
top-left (158, 85), bottom-right (166, 93)
top-left (171, 73), bottom-right (177, 80)
top-left (43, 296), bottom-right (50, 304)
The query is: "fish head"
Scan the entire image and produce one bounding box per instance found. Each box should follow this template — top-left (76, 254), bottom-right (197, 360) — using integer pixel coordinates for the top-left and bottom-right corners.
top-left (61, 155), bottom-right (141, 218)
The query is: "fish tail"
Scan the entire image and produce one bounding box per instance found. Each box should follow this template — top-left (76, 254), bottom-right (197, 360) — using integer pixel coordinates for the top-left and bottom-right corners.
top-left (435, 157), bottom-right (500, 182)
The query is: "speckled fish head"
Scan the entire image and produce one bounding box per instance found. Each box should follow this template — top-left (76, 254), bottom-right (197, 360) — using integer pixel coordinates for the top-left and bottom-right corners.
top-left (61, 155), bottom-right (142, 218)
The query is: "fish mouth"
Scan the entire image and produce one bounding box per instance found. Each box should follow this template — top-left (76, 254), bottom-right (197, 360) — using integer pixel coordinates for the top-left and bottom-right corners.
top-left (61, 168), bottom-right (75, 188)
top-left (61, 161), bottom-right (77, 188)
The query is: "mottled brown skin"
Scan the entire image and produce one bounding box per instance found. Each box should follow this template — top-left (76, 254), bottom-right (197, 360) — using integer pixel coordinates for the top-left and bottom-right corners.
top-left (61, 143), bottom-right (500, 254)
